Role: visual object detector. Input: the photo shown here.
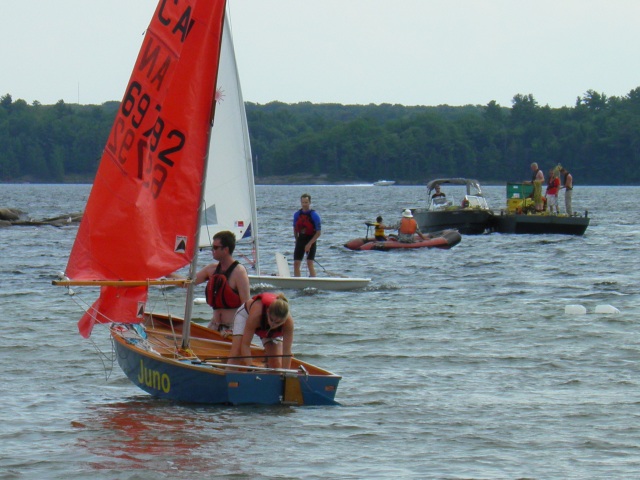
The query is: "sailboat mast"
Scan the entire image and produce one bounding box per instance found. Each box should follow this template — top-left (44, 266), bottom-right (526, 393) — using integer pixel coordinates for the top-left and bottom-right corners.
top-left (182, 7), bottom-right (227, 351)
top-left (245, 113), bottom-right (260, 275)
top-left (230, 17), bottom-right (260, 275)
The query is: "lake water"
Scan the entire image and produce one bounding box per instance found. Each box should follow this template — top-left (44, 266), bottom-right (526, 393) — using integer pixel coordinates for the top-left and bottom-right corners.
top-left (1, 183), bottom-right (639, 479)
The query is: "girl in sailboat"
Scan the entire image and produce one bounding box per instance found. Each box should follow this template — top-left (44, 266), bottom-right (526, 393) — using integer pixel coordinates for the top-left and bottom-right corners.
top-left (228, 292), bottom-right (294, 369)
top-left (194, 231), bottom-right (251, 337)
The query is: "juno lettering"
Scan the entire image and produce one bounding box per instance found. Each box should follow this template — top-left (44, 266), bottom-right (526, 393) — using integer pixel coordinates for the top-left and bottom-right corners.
top-left (137, 359), bottom-right (171, 393)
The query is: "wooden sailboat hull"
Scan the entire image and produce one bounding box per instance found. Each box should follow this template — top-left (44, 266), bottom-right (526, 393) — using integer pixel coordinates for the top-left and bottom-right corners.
top-left (111, 315), bottom-right (341, 406)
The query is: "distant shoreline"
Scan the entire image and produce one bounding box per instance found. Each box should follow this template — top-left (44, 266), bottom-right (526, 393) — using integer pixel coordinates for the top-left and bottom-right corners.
top-left (0, 175), bottom-right (630, 186)
top-left (2, 173), bottom-right (413, 186)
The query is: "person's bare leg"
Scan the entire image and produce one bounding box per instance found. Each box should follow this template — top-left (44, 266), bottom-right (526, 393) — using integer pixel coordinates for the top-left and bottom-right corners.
top-left (307, 259), bottom-right (316, 277)
top-left (294, 260), bottom-right (302, 277)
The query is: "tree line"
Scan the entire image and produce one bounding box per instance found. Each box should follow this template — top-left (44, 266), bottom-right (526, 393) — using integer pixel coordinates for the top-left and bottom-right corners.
top-left (1, 87), bottom-right (639, 185)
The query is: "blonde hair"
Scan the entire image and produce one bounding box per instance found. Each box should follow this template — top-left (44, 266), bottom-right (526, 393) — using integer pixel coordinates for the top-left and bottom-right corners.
top-left (268, 293), bottom-right (289, 321)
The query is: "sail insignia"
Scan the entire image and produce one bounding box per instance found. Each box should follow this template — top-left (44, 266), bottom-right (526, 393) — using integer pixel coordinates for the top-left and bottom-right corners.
top-left (175, 236), bottom-right (187, 254)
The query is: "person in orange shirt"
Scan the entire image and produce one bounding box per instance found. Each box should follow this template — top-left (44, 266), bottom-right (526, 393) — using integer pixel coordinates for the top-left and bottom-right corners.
top-left (396, 209), bottom-right (426, 243)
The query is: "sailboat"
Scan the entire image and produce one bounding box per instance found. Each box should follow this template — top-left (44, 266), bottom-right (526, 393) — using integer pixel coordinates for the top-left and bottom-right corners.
top-left (196, 9), bottom-right (370, 291)
top-left (53, 0), bottom-right (341, 406)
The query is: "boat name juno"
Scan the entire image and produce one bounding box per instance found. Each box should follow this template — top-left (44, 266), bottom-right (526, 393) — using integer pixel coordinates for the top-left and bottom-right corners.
top-left (138, 359), bottom-right (171, 393)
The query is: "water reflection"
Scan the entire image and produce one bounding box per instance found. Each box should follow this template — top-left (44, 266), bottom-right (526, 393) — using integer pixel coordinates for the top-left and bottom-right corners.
top-left (75, 398), bottom-right (297, 475)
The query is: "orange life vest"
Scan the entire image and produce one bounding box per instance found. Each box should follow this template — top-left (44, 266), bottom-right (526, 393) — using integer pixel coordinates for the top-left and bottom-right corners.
top-left (398, 217), bottom-right (417, 235)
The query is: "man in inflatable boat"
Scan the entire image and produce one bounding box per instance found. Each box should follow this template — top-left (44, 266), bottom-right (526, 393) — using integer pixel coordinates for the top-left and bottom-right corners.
top-left (395, 209), bottom-right (426, 243)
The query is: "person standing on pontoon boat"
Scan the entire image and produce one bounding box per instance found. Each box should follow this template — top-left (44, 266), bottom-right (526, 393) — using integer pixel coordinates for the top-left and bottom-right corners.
top-left (194, 231), bottom-right (250, 337)
top-left (529, 162), bottom-right (545, 212)
top-left (546, 168), bottom-right (561, 214)
top-left (560, 167), bottom-right (574, 215)
top-left (293, 193), bottom-right (321, 277)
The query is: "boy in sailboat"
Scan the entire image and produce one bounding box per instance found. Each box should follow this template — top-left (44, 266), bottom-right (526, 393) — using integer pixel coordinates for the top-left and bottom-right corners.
top-left (194, 231), bottom-right (250, 337)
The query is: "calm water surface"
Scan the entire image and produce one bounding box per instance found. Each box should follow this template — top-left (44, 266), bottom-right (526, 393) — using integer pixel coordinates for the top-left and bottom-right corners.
top-left (1, 183), bottom-right (639, 479)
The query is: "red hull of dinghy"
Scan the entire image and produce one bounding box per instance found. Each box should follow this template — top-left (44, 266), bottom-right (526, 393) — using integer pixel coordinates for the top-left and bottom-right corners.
top-left (344, 230), bottom-right (461, 251)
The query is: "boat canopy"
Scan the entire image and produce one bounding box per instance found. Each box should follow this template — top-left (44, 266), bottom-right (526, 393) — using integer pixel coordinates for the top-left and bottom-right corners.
top-left (426, 178), bottom-right (484, 196)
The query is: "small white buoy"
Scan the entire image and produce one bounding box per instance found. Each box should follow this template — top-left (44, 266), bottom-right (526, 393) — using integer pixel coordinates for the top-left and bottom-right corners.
top-left (194, 297), bottom-right (207, 305)
top-left (594, 304), bottom-right (620, 314)
top-left (565, 304), bottom-right (587, 315)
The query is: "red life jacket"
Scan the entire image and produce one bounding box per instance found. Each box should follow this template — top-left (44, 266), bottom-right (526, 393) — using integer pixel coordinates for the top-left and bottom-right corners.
top-left (205, 261), bottom-right (242, 309)
top-left (253, 292), bottom-right (284, 339)
top-left (295, 210), bottom-right (316, 236)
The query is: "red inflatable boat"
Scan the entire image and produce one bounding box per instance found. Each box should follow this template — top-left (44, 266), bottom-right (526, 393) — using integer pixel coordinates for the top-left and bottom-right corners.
top-left (344, 229), bottom-right (461, 251)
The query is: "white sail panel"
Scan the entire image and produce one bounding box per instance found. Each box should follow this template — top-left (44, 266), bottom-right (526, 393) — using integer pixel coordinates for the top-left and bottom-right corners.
top-left (199, 13), bottom-right (258, 264)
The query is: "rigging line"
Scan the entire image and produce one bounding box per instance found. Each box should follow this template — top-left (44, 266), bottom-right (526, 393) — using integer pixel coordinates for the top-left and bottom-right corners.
top-left (167, 314), bottom-right (181, 351)
top-left (237, 252), bottom-right (255, 268)
top-left (156, 280), bottom-right (178, 318)
top-left (312, 259), bottom-right (347, 278)
top-left (313, 259), bottom-right (327, 271)
top-left (86, 328), bottom-right (116, 382)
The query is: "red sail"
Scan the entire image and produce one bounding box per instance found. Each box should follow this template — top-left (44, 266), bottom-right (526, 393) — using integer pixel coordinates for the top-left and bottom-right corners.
top-left (67, 0), bottom-right (226, 281)
top-left (78, 286), bottom-right (148, 338)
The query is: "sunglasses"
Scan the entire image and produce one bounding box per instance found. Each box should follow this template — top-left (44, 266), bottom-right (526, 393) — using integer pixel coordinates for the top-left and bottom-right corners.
top-left (212, 245), bottom-right (226, 251)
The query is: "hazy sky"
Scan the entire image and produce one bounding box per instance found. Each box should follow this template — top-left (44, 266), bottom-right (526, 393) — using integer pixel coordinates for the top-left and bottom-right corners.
top-left (3, 0), bottom-right (639, 108)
